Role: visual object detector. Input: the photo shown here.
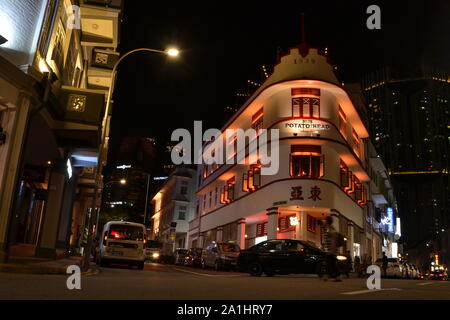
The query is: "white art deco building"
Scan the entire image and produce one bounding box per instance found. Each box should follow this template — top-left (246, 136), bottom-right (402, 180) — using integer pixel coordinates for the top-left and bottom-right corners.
top-left (188, 43), bottom-right (384, 261)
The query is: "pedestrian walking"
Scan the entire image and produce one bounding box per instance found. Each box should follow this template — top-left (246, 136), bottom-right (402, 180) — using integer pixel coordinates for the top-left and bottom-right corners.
top-left (322, 216), bottom-right (343, 282)
top-left (382, 251), bottom-right (388, 278)
top-left (354, 255), bottom-right (362, 277)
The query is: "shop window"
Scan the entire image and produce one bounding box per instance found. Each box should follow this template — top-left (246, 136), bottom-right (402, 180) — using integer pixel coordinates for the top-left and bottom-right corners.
top-left (278, 215), bottom-right (296, 232)
top-left (256, 222), bottom-right (268, 237)
top-left (290, 145), bottom-right (324, 179)
top-left (356, 185), bottom-right (367, 206)
top-left (251, 108), bottom-right (264, 136)
top-left (307, 215), bottom-right (317, 233)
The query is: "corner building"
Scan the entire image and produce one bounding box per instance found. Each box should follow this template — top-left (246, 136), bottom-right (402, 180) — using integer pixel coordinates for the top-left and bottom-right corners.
top-left (189, 44), bottom-right (379, 260)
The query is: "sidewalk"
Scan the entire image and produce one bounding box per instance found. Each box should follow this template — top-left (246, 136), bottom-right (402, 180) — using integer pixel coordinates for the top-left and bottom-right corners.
top-left (0, 257), bottom-right (88, 274)
top-left (0, 255), bottom-right (96, 275)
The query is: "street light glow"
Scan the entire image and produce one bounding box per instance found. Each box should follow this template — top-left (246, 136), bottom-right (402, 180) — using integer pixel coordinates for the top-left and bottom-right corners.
top-left (166, 48), bottom-right (180, 57)
top-left (120, 179), bottom-right (127, 185)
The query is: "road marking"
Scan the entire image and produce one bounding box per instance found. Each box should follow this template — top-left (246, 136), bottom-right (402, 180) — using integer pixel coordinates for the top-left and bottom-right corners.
top-left (341, 288), bottom-right (402, 295)
top-left (172, 267), bottom-right (244, 277)
top-left (417, 282), bottom-right (435, 286)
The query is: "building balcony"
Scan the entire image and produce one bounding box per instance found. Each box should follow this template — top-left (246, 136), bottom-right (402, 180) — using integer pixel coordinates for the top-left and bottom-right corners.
top-left (79, 1), bottom-right (121, 49)
top-left (44, 86), bottom-right (106, 150)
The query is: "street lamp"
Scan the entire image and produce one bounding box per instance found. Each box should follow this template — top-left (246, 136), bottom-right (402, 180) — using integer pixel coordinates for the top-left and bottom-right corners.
top-left (83, 47), bottom-right (180, 270)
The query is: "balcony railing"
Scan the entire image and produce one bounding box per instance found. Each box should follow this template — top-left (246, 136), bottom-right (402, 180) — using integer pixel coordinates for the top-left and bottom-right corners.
top-left (82, 0), bottom-right (123, 9)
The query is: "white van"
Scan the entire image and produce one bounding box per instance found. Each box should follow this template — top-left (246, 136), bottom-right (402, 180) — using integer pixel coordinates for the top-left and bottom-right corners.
top-left (97, 221), bottom-right (146, 270)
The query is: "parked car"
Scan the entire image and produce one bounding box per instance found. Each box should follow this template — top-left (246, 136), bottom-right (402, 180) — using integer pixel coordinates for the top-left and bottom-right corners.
top-left (174, 248), bottom-right (189, 265)
top-left (237, 239), bottom-right (349, 277)
top-left (375, 258), bottom-right (405, 278)
top-left (184, 248), bottom-right (203, 267)
top-left (402, 263), bottom-right (420, 279)
top-left (201, 242), bottom-right (240, 271)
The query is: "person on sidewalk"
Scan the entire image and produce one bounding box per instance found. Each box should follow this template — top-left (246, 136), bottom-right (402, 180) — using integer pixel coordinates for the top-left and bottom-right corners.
top-left (322, 216), bottom-right (343, 282)
top-left (381, 251), bottom-right (388, 278)
top-left (354, 255), bottom-right (362, 277)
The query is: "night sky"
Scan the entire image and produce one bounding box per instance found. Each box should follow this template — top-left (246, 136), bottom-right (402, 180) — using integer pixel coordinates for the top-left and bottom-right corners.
top-left (108, 0), bottom-right (449, 167)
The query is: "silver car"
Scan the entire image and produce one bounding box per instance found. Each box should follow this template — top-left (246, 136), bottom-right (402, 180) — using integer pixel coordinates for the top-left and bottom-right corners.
top-left (201, 242), bottom-right (240, 271)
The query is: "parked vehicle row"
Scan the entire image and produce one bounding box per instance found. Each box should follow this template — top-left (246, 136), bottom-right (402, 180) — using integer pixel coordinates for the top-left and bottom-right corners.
top-left (175, 239), bottom-right (350, 278)
top-left (375, 258), bottom-right (422, 279)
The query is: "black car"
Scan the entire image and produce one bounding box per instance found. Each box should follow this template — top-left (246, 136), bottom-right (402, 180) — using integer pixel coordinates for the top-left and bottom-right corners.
top-left (237, 239), bottom-right (349, 277)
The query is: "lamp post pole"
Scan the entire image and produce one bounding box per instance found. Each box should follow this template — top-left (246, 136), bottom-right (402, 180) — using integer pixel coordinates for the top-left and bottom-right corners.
top-left (82, 48), bottom-right (179, 270)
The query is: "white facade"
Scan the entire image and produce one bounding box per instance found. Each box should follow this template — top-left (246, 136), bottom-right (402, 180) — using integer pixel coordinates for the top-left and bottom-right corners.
top-left (189, 44), bottom-right (379, 260)
top-left (152, 166), bottom-right (198, 252)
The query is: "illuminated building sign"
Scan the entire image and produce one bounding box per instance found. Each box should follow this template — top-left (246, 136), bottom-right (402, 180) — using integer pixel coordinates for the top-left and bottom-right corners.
top-left (67, 159), bottom-right (73, 179)
top-left (116, 165), bottom-right (132, 170)
top-left (381, 207), bottom-right (394, 233)
top-left (154, 176), bottom-right (168, 181)
top-left (284, 119), bottom-right (331, 131)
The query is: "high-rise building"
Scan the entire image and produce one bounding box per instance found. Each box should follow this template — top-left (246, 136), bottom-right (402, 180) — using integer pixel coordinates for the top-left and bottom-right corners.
top-left (101, 136), bottom-right (155, 224)
top-left (362, 65), bottom-right (450, 268)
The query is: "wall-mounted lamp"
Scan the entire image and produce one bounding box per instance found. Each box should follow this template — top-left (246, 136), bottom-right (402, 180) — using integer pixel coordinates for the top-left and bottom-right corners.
top-left (0, 35), bottom-right (8, 45)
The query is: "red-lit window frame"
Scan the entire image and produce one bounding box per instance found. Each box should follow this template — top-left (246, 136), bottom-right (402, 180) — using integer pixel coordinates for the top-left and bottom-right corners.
top-left (251, 108), bottom-right (264, 136)
top-left (292, 88), bottom-right (321, 96)
top-left (292, 97), bottom-right (320, 119)
top-left (222, 177), bottom-right (236, 204)
top-left (352, 129), bottom-right (360, 154)
top-left (357, 185), bottom-right (367, 206)
top-left (340, 160), bottom-right (351, 189)
top-left (338, 105), bottom-right (347, 137)
top-left (243, 163), bottom-right (262, 192)
top-left (290, 145), bottom-right (324, 179)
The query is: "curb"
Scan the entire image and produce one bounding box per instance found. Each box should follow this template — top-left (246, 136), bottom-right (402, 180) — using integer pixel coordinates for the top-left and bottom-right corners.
top-left (82, 268), bottom-right (101, 276)
top-left (0, 264), bottom-right (67, 275)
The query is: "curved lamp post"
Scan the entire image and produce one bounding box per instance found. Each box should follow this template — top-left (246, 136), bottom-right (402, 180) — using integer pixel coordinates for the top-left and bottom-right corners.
top-left (83, 47), bottom-right (180, 270)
